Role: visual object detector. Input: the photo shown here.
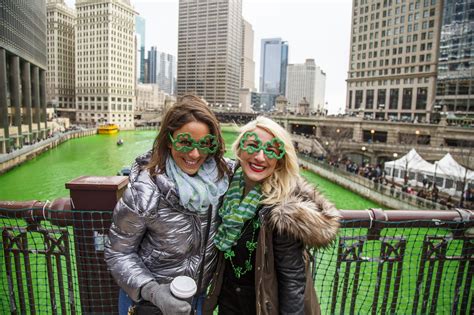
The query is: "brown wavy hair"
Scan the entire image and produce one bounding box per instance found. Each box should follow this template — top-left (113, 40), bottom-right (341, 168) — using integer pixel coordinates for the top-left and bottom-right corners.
top-left (146, 94), bottom-right (230, 179)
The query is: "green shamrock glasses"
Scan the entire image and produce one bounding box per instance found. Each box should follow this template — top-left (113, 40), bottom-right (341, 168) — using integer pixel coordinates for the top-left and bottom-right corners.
top-left (169, 132), bottom-right (218, 154)
top-left (239, 131), bottom-right (286, 160)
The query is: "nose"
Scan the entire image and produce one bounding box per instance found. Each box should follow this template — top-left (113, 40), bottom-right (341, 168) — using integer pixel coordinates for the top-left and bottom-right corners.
top-left (254, 149), bottom-right (265, 161)
top-left (188, 147), bottom-right (201, 159)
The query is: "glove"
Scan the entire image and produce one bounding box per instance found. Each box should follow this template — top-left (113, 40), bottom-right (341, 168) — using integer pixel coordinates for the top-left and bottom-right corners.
top-left (141, 281), bottom-right (191, 315)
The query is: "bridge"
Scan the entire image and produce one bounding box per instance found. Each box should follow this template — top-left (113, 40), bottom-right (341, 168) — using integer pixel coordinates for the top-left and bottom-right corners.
top-left (214, 112), bottom-right (474, 168)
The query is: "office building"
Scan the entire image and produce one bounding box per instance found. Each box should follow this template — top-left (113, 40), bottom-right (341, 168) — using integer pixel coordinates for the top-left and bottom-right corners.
top-left (177, 0), bottom-right (242, 107)
top-left (240, 19), bottom-right (255, 112)
top-left (46, 0), bottom-right (76, 121)
top-left (136, 15), bottom-right (146, 83)
top-left (346, 0), bottom-right (443, 122)
top-left (75, 0), bottom-right (136, 129)
top-left (0, 0), bottom-right (48, 153)
top-left (434, 0), bottom-right (473, 117)
top-left (147, 47), bottom-right (176, 95)
top-left (286, 59), bottom-right (326, 113)
top-left (260, 38), bottom-right (289, 99)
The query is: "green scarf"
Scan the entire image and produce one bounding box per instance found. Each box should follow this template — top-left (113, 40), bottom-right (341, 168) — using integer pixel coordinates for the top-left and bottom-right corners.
top-left (214, 168), bottom-right (262, 251)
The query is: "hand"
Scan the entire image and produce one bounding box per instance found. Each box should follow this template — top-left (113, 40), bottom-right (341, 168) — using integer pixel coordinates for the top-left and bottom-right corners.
top-left (141, 281), bottom-right (191, 315)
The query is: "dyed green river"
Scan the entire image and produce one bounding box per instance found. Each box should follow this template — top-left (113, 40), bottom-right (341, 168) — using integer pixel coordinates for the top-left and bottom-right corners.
top-left (0, 130), bottom-right (381, 209)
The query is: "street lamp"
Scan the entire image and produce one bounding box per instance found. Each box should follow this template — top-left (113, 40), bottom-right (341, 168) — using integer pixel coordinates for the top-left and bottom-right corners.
top-left (392, 152), bottom-right (398, 182)
top-left (415, 129), bottom-right (420, 145)
top-left (361, 146), bottom-right (367, 165)
top-left (370, 129), bottom-right (375, 143)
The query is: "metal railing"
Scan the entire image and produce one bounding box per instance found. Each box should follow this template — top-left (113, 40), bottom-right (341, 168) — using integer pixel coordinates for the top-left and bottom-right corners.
top-left (0, 201), bottom-right (472, 314)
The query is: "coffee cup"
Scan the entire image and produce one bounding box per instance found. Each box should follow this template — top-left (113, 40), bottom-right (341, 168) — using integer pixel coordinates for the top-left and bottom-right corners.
top-left (170, 276), bottom-right (197, 302)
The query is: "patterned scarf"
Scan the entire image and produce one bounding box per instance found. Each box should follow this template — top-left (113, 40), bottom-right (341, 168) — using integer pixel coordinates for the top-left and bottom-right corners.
top-left (165, 157), bottom-right (229, 214)
top-left (214, 168), bottom-right (262, 251)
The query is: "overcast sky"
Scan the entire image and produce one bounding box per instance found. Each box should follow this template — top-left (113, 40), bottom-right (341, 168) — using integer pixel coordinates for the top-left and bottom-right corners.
top-left (65, 0), bottom-right (352, 113)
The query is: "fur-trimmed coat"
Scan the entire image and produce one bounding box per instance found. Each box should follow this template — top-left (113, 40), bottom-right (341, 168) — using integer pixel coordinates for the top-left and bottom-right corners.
top-left (203, 177), bottom-right (340, 315)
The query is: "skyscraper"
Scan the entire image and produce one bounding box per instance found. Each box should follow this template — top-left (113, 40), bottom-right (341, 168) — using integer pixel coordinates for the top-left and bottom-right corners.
top-left (239, 19), bottom-right (255, 112)
top-left (177, 0), bottom-right (242, 107)
top-left (286, 59), bottom-right (326, 113)
top-left (241, 19), bottom-right (255, 91)
top-left (75, 0), bottom-right (136, 129)
top-left (147, 47), bottom-right (176, 95)
top-left (260, 38), bottom-right (289, 97)
top-left (46, 0), bottom-right (76, 121)
top-left (136, 15), bottom-right (146, 84)
top-left (434, 0), bottom-right (473, 117)
top-left (0, 0), bottom-right (48, 153)
top-left (345, 0), bottom-right (443, 122)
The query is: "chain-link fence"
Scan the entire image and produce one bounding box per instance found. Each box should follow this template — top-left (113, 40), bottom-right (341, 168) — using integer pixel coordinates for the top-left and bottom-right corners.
top-left (1, 207), bottom-right (473, 314)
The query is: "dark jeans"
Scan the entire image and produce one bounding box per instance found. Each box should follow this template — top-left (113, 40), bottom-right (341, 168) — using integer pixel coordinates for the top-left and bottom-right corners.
top-left (217, 283), bottom-right (256, 315)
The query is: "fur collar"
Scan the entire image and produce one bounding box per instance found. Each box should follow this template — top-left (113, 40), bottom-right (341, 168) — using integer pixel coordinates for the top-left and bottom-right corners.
top-left (267, 178), bottom-right (340, 248)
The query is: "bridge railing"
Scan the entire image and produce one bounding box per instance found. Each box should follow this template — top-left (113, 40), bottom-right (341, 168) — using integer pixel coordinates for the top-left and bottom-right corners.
top-left (0, 201), bottom-right (472, 314)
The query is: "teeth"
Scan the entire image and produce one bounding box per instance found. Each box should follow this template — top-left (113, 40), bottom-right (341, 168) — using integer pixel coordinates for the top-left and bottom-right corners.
top-left (250, 163), bottom-right (264, 170)
top-left (185, 159), bottom-right (198, 166)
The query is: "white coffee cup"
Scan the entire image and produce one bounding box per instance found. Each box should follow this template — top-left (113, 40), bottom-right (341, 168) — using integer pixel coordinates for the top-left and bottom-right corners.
top-left (170, 276), bottom-right (197, 300)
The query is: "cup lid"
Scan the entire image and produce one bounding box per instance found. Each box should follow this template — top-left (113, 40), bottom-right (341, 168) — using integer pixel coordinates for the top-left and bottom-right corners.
top-left (170, 276), bottom-right (197, 299)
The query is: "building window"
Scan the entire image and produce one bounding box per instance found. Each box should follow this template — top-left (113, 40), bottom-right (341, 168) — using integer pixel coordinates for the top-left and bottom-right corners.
top-left (402, 88), bottom-right (412, 109)
top-left (366, 90), bottom-right (374, 109)
top-left (389, 89), bottom-right (399, 109)
top-left (416, 87), bottom-right (427, 109)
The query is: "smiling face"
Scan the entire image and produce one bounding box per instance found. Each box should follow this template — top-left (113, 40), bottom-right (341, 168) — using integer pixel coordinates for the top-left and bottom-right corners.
top-left (239, 127), bottom-right (280, 191)
top-left (170, 121), bottom-right (210, 175)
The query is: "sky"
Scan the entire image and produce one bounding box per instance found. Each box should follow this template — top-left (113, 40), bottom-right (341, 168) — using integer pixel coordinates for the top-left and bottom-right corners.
top-left (65, 0), bottom-right (353, 114)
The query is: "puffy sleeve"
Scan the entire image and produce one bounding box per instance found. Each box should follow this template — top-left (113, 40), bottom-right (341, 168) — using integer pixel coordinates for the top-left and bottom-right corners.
top-left (273, 230), bottom-right (306, 315)
top-left (104, 185), bottom-right (156, 301)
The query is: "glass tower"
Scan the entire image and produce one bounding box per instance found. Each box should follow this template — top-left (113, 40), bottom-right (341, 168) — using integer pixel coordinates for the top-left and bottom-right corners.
top-left (259, 38), bottom-right (289, 97)
top-left (435, 0), bottom-right (474, 117)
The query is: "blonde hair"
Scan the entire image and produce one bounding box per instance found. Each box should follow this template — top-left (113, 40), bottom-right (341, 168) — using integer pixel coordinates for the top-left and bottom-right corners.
top-left (232, 116), bottom-right (300, 205)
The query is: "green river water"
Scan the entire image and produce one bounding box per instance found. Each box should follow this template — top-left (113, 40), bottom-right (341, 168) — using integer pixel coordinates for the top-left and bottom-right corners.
top-left (0, 130), bottom-right (381, 209)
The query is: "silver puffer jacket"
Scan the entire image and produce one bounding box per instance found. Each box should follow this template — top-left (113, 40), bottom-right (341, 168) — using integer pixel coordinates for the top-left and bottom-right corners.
top-left (105, 152), bottom-right (229, 302)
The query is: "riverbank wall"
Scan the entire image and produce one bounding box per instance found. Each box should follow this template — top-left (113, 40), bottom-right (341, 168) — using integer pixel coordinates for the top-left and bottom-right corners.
top-left (0, 129), bottom-right (96, 174)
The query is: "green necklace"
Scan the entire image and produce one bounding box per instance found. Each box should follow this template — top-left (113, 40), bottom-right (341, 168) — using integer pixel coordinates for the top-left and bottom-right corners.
top-left (223, 216), bottom-right (260, 279)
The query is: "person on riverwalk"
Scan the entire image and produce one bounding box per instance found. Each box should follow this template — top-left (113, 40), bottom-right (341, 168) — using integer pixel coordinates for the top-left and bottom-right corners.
top-left (203, 116), bottom-right (340, 315)
top-left (105, 95), bottom-right (232, 315)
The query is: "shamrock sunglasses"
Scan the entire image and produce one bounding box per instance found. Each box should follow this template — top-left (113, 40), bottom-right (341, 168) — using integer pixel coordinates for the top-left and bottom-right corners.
top-left (239, 131), bottom-right (286, 160)
top-left (169, 132), bottom-right (219, 154)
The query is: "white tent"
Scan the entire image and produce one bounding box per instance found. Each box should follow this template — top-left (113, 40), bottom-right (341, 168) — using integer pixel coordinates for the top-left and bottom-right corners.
top-left (435, 153), bottom-right (474, 195)
top-left (384, 149), bottom-right (434, 186)
top-left (437, 153), bottom-right (474, 181)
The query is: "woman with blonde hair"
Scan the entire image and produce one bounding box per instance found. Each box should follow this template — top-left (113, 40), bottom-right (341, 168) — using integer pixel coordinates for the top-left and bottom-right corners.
top-left (204, 116), bottom-right (340, 314)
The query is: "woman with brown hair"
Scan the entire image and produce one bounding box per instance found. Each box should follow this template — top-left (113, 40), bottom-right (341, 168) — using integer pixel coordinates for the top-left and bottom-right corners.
top-left (105, 95), bottom-right (232, 315)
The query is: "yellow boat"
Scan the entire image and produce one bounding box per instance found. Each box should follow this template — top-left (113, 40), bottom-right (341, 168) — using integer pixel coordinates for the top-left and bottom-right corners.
top-left (98, 124), bottom-right (119, 135)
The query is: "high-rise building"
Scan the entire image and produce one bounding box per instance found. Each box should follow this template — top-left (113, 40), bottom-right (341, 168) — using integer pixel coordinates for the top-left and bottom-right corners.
top-left (147, 47), bottom-right (176, 95)
top-left (434, 0), bottom-right (473, 117)
top-left (136, 15), bottom-right (146, 84)
top-left (177, 0), bottom-right (242, 107)
top-left (75, 0), bottom-right (136, 129)
top-left (260, 38), bottom-right (289, 98)
top-left (0, 0), bottom-right (48, 153)
top-left (241, 19), bottom-right (255, 90)
top-left (286, 59), bottom-right (326, 113)
top-left (46, 0), bottom-right (76, 121)
top-left (240, 19), bottom-right (255, 112)
top-left (346, 0), bottom-right (443, 123)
